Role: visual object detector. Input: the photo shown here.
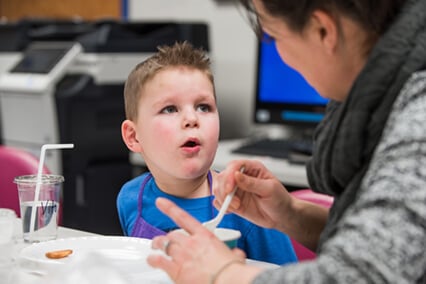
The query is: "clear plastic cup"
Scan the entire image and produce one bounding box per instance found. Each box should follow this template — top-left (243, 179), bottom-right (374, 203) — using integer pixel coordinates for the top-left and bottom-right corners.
top-left (14, 175), bottom-right (64, 243)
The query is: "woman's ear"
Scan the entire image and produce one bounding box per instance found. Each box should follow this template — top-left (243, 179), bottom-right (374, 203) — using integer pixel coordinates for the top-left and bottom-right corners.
top-left (121, 120), bottom-right (142, 153)
top-left (310, 10), bottom-right (339, 54)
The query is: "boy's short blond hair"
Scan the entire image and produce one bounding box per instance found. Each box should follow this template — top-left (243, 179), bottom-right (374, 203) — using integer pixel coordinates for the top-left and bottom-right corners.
top-left (123, 41), bottom-right (214, 121)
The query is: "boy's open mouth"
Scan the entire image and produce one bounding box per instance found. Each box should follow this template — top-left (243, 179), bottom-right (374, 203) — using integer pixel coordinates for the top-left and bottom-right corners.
top-left (182, 139), bottom-right (200, 148)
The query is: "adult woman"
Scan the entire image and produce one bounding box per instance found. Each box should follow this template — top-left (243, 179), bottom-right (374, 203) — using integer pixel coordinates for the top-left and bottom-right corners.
top-left (147, 0), bottom-right (426, 283)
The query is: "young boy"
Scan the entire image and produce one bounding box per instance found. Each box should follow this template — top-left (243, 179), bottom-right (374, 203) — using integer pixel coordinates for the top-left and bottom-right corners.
top-left (117, 41), bottom-right (297, 265)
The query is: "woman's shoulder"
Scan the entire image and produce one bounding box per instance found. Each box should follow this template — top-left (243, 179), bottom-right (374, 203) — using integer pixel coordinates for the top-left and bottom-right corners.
top-left (385, 70), bottom-right (426, 139)
top-left (366, 69), bottom-right (426, 184)
top-left (396, 70), bottom-right (426, 109)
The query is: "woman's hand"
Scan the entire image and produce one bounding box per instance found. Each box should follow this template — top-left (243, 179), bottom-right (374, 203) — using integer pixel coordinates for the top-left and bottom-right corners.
top-left (213, 160), bottom-right (330, 250)
top-left (147, 198), bottom-right (261, 284)
top-left (213, 160), bottom-right (292, 232)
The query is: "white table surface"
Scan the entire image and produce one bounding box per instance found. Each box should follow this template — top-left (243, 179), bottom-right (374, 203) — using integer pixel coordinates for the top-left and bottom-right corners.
top-left (2, 218), bottom-right (100, 284)
top-left (4, 218), bottom-right (278, 284)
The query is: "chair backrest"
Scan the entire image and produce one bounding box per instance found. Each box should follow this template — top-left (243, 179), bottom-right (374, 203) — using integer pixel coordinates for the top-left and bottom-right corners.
top-left (0, 145), bottom-right (50, 217)
top-left (290, 189), bottom-right (334, 261)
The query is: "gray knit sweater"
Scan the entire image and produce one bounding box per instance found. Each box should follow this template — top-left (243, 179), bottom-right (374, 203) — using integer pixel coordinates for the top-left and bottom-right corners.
top-left (253, 71), bottom-right (426, 283)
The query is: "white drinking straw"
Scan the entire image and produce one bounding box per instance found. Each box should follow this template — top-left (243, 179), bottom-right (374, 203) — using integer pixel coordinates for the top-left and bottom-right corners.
top-left (28, 143), bottom-right (74, 241)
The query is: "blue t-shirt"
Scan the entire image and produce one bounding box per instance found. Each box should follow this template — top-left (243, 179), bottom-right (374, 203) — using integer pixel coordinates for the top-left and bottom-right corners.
top-left (117, 172), bottom-right (297, 265)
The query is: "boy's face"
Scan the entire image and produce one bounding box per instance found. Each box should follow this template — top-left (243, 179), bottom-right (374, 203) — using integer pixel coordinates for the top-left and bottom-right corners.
top-left (130, 66), bottom-right (219, 179)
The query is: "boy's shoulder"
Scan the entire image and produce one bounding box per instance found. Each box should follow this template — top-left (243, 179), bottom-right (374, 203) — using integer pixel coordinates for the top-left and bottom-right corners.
top-left (125, 172), bottom-right (150, 186)
top-left (119, 172), bottom-right (150, 197)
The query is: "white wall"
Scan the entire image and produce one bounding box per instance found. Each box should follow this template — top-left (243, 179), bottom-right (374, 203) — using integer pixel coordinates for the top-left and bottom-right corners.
top-left (128, 0), bottom-right (257, 139)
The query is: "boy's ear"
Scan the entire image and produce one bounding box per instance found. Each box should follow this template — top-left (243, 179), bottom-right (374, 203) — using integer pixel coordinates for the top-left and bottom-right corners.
top-left (121, 120), bottom-right (142, 152)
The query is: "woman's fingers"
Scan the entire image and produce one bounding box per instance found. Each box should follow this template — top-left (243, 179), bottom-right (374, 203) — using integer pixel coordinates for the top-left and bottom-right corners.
top-left (232, 247), bottom-right (247, 259)
top-left (213, 195), bottom-right (241, 212)
top-left (214, 161), bottom-right (246, 198)
top-left (147, 253), bottom-right (180, 280)
top-left (151, 235), bottom-right (169, 251)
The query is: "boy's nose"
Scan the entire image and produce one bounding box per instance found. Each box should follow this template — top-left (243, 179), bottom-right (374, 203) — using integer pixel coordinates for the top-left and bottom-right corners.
top-left (182, 111), bottom-right (199, 128)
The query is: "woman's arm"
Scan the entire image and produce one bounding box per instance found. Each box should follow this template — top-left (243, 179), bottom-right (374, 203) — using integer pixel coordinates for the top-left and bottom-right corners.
top-left (286, 198), bottom-right (329, 251)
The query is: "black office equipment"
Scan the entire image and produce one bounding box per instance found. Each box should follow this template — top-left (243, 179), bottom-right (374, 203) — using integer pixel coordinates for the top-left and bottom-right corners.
top-left (11, 42), bottom-right (79, 74)
top-left (232, 137), bottom-right (313, 160)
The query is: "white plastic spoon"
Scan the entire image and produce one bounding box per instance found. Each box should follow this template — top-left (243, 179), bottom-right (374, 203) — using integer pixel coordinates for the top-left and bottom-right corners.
top-left (203, 167), bottom-right (245, 232)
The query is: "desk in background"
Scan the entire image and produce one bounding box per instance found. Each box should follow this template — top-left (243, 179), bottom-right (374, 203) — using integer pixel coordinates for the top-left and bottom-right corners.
top-left (130, 138), bottom-right (309, 188)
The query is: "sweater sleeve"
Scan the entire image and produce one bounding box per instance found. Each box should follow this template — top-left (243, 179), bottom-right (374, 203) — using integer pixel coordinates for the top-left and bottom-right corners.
top-left (253, 72), bottom-right (426, 284)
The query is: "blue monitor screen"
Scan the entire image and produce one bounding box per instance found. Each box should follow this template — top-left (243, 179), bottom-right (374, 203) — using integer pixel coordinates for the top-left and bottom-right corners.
top-left (254, 37), bottom-right (328, 127)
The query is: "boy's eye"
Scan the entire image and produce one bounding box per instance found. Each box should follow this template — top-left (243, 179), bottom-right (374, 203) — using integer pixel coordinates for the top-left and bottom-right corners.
top-left (161, 106), bottom-right (177, 114)
top-left (197, 104), bottom-right (211, 112)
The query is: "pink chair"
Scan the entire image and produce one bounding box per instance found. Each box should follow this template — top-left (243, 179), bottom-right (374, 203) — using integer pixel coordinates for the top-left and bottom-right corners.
top-left (290, 189), bottom-right (334, 261)
top-left (0, 145), bottom-right (50, 218)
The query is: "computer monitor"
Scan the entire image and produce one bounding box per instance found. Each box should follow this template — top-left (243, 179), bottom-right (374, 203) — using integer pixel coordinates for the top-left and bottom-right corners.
top-left (254, 35), bottom-right (328, 129)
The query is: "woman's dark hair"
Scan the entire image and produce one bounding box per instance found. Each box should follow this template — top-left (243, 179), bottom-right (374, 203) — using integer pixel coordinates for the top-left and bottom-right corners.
top-left (239, 0), bottom-right (407, 45)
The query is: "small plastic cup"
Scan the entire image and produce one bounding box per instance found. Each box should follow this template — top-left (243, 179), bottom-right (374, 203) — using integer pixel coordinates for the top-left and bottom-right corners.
top-left (14, 174), bottom-right (64, 243)
top-left (213, 228), bottom-right (241, 249)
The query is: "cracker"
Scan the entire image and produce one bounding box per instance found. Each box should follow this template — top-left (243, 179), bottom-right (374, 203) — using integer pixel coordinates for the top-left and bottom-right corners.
top-left (45, 249), bottom-right (73, 259)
